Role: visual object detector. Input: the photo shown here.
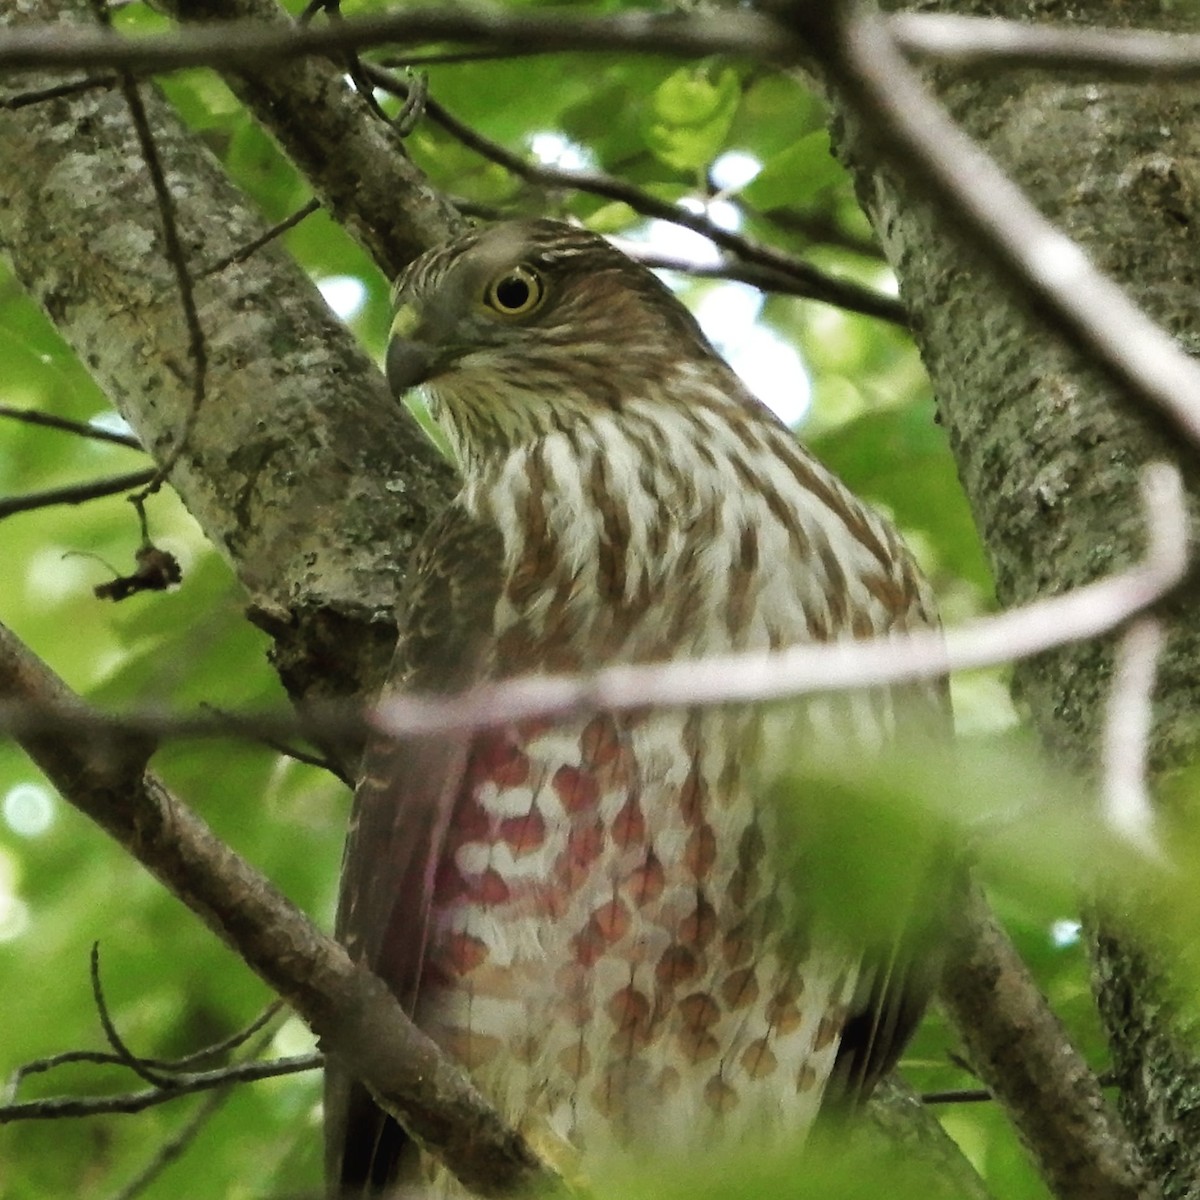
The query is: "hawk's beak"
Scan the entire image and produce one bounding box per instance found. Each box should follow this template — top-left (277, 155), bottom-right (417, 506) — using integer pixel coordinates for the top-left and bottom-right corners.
top-left (385, 301), bottom-right (450, 395)
top-left (385, 335), bottom-right (441, 396)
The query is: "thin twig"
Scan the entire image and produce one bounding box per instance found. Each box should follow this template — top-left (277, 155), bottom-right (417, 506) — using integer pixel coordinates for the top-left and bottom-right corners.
top-left (0, 468), bottom-right (157, 519)
top-left (922, 1087), bottom-right (994, 1104)
top-left (622, 245), bottom-right (891, 301)
top-left (364, 63), bottom-right (906, 325)
top-left (368, 465), bottom-right (1184, 735)
top-left (1101, 619), bottom-right (1164, 857)
top-left (198, 702), bottom-right (334, 772)
top-left (97, 1), bottom-right (206, 492)
top-left (195, 197), bottom-right (321, 278)
top-left (0, 465), bottom-right (1183, 748)
top-left (6, 1002), bottom-right (286, 1103)
top-left (108, 1080), bottom-right (233, 1200)
top-left (1, 74), bottom-right (113, 107)
top-left (106, 1019), bottom-right (288, 1200)
top-left (90, 944), bottom-right (177, 1089)
top-left (0, 1055), bottom-right (322, 1122)
top-left (0, 403), bottom-right (143, 448)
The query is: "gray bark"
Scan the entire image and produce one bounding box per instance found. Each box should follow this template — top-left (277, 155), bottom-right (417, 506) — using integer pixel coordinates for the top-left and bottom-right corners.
top-left (829, 1), bottom-right (1200, 1194)
top-left (0, 0), bottom-right (457, 721)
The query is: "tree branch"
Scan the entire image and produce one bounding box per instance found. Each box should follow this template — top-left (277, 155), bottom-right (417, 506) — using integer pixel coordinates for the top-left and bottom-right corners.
top-left (0, 0), bottom-right (457, 725)
top-left (805, 1), bottom-right (1200, 1195)
top-left (0, 468), bottom-right (157, 519)
top-left (940, 885), bottom-right (1155, 1200)
top-left (164, 0), bottom-right (463, 280)
top-left (363, 65), bottom-right (906, 324)
top-left (0, 403), bottom-right (142, 448)
top-left (1, 1054), bottom-right (321, 1120)
top-left (2, 7), bottom-right (1199, 89)
top-left (891, 13), bottom-right (1200, 80)
top-left (0, 619), bottom-right (557, 1198)
top-left (799, 3), bottom-right (1200, 452)
top-left (0, 461), bottom-right (1183, 751)
top-left (0, 6), bottom-right (794, 74)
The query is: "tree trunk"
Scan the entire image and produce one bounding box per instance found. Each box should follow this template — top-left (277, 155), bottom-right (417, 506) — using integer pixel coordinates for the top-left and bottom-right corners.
top-left (827, 1), bottom-right (1200, 1193)
top-left (0, 0), bottom-right (459, 731)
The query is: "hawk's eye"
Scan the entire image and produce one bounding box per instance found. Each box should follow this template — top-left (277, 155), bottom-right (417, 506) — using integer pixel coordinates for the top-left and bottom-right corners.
top-left (483, 265), bottom-right (545, 317)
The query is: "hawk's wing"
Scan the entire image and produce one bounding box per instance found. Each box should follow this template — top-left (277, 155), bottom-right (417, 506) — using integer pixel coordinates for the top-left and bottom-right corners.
top-left (325, 503), bottom-right (503, 1197)
top-left (827, 531), bottom-right (953, 1110)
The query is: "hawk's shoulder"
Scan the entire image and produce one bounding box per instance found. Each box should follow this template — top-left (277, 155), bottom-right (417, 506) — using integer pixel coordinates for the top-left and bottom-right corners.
top-left (393, 500), bottom-right (506, 693)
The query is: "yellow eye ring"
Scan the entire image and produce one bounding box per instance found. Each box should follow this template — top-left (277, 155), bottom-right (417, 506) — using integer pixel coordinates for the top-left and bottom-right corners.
top-left (483, 265), bottom-right (545, 317)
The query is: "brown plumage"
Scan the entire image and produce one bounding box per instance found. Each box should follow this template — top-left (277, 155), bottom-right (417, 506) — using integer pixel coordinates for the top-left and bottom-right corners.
top-left (326, 219), bottom-right (947, 1196)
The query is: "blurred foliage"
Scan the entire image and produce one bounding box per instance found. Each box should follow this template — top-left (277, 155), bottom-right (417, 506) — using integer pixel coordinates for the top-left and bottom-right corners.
top-left (0, 1), bottom-right (1140, 1198)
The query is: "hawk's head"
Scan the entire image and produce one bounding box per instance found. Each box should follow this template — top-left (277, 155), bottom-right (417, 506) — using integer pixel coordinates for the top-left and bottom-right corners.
top-left (385, 219), bottom-right (732, 468)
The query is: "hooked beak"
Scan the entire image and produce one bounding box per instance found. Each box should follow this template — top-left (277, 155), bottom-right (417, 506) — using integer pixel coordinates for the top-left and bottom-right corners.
top-left (386, 336), bottom-right (442, 395)
top-left (385, 301), bottom-right (454, 395)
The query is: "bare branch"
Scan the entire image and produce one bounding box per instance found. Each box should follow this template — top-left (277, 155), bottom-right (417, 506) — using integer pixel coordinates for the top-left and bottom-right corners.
top-left (0, 468), bottom-right (158, 519)
top-left (6, 1003), bottom-right (286, 1100)
top-left (0, 620), bottom-right (558, 1197)
top-left (810, 5), bottom-right (1200, 452)
top-left (108, 1073), bottom-right (244, 1200)
top-left (196, 196), bottom-right (321, 278)
top-left (90, 942), bottom-right (178, 1090)
top-left (939, 885), bottom-right (1156, 1200)
top-left (364, 64), bottom-right (906, 325)
top-left (0, 403), bottom-right (143, 448)
top-left (0, 1054), bottom-right (321, 1121)
top-left (100, 13), bottom-right (207, 491)
top-left (891, 14), bottom-right (1200, 81)
top-left (0, 7), bottom-right (794, 74)
top-left (622, 245), bottom-right (891, 302)
top-left (921, 1087), bottom-right (993, 1105)
top-left (3, 7), bottom-right (1200, 95)
top-left (0, 72), bottom-right (112, 105)
top-left (0, 465), bottom-right (1184, 749)
top-left (369, 463), bottom-right (1184, 736)
top-left (1101, 620), bottom-right (1164, 857)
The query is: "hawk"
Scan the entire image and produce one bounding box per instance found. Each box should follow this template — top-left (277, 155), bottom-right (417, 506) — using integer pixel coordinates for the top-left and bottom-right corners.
top-left (326, 219), bottom-right (945, 1196)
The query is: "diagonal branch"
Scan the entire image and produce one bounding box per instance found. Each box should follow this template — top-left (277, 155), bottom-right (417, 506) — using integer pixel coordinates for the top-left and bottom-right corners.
top-left (0, 619), bottom-right (558, 1198)
top-left (804, 2), bottom-right (1200, 452)
top-left (939, 885), bottom-right (1155, 1200)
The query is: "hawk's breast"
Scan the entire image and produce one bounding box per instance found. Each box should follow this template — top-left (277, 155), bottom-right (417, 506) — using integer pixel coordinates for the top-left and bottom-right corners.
top-left (414, 398), bottom-right (934, 1164)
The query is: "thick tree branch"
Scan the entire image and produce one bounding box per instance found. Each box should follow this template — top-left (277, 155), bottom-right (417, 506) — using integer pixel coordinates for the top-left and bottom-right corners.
top-left (161, 0), bottom-right (463, 279)
top-left (939, 886), bottom-right (1155, 1200)
top-left (0, 6), bottom-right (794, 73)
top-left (0, 0), bottom-right (456, 725)
top-left (789, 2), bottom-right (1200, 452)
top-left (2, 7), bottom-right (1200, 87)
top-left (813, 0), bottom-right (1200, 1194)
top-left (0, 619), bottom-right (556, 1198)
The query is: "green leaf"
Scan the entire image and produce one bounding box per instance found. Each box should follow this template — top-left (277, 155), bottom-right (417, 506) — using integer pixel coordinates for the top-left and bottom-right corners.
top-left (643, 65), bottom-right (741, 174)
top-left (744, 129), bottom-right (845, 211)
